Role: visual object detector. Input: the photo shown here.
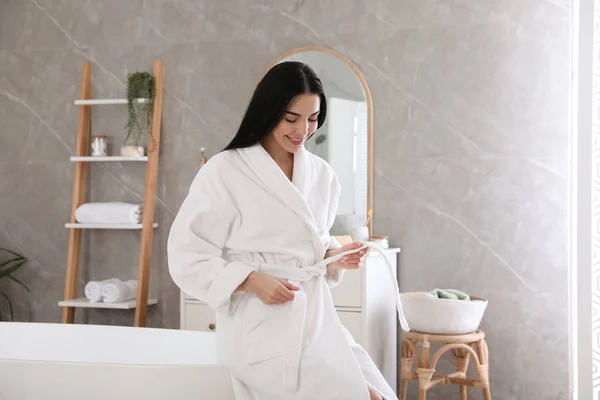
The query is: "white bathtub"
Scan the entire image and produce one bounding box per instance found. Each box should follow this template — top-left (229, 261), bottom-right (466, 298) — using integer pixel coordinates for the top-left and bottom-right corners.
top-left (0, 322), bottom-right (235, 399)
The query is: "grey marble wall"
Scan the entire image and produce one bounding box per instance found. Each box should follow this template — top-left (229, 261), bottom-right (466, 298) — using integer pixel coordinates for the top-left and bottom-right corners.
top-left (0, 0), bottom-right (571, 399)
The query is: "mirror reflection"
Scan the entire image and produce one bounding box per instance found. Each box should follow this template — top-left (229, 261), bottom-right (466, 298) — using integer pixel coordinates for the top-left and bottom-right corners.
top-left (275, 51), bottom-right (369, 222)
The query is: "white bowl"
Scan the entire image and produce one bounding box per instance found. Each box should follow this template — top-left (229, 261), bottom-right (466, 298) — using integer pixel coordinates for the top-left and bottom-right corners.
top-left (400, 292), bottom-right (488, 335)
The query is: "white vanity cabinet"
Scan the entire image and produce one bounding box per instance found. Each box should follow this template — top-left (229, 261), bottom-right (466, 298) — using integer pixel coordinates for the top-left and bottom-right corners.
top-left (179, 248), bottom-right (400, 393)
top-left (330, 247), bottom-right (400, 392)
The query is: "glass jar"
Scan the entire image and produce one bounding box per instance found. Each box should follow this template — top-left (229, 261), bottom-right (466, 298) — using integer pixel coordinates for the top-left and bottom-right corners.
top-left (91, 135), bottom-right (108, 156)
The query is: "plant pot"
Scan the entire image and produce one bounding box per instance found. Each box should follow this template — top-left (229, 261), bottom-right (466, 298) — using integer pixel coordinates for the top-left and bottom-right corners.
top-left (120, 145), bottom-right (145, 157)
top-left (125, 71), bottom-right (155, 154)
top-left (400, 291), bottom-right (488, 335)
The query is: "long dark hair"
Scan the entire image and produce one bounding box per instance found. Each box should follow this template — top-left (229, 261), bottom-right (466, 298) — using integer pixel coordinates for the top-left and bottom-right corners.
top-left (223, 61), bottom-right (327, 151)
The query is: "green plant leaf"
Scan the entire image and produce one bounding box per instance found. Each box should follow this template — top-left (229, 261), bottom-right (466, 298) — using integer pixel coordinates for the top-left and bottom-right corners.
top-left (0, 257), bottom-right (25, 270)
top-left (0, 248), bottom-right (24, 258)
top-left (0, 259), bottom-right (26, 279)
top-left (0, 291), bottom-right (15, 321)
top-left (7, 274), bottom-right (29, 292)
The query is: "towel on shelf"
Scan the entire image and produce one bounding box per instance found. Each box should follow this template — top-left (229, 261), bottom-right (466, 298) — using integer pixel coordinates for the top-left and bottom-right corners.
top-left (102, 279), bottom-right (138, 303)
top-left (84, 278), bottom-right (120, 303)
top-left (75, 202), bottom-right (143, 225)
top-left (427, 288), bottom-right (471, 301)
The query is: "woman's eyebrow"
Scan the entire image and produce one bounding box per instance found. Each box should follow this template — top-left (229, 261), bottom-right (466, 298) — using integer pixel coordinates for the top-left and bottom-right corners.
top-left (285, 110), bottom-right (320, 116)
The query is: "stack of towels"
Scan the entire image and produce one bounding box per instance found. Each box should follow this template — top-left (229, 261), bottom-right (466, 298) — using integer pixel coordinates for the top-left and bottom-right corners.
top-left (84, 278), bottom-right (138, 303)
top-left (75, 202), bottom-right (143, 224)
top-left (427, 288), bottom-right (471, 301)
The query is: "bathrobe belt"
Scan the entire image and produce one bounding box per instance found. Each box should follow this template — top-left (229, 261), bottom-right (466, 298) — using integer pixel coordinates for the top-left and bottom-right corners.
top-left (257, 242), bottom-right (411, 392)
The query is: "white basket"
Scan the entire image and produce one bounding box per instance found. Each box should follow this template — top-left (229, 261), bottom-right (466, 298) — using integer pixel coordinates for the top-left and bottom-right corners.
top-left (400, 292), bottom-right (488, 335)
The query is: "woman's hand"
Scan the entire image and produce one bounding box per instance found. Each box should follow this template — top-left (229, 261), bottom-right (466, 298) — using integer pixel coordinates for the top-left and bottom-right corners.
top-left (325, 242), bottom-right (369, 270)
top-left (238, 272), bottom-right (300, 305)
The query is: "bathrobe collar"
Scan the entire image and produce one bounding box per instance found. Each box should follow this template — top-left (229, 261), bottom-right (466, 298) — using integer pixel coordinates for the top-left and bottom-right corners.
top-left (237, 143), bottom-right (324, 260)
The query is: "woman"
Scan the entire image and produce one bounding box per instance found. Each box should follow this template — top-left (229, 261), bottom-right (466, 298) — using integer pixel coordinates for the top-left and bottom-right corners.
top-left (167, 61), bottom-right (396, 400)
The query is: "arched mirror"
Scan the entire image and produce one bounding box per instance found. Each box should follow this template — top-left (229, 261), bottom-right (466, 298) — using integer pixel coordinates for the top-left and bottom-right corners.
top-left (261, 47), bottom-right (374, 233)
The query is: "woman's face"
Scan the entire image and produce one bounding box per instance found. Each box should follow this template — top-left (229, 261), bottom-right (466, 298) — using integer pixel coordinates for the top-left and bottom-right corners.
top-left (269, 93), bottom-right (320, 154)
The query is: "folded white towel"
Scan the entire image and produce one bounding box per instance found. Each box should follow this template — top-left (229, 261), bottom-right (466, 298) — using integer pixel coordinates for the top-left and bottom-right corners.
top-left (102, 279), bottom-right (138, 303)
top-left (75, 202), bottom-right (143, 225)
top-left (84, 278), bottom-right (120, 303)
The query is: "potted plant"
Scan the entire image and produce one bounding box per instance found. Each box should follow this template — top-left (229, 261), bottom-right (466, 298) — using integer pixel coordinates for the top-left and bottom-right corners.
top-left (123, 71), bottom-right (156, 157)
top-left (0, 248), bottom-right (29, 321)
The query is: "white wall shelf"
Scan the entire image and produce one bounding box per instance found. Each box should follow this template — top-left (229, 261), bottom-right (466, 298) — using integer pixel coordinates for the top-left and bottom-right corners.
top-left (58, 298), bottom-right (158, 310)
top-left (62, 60), bottom-right (163, 327)
top-left (70, 156), bottom-right (148, 162)
top-left (65, 223), bottom-right (158, 229)
top-left (74, 98), bottom-right (148, 105)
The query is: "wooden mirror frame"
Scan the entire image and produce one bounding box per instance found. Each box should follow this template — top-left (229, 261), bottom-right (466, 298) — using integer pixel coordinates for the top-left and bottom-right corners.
top-left (260, 46), bottom-right (374, 233)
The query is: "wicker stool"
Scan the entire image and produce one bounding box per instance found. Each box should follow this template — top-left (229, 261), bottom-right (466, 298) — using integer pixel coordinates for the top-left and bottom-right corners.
top-left (400, 330), bottom-right (491, 400)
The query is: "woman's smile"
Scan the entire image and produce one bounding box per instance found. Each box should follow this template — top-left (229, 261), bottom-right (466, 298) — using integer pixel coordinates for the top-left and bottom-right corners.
top-left (286, 135), bottom-right (305, 146)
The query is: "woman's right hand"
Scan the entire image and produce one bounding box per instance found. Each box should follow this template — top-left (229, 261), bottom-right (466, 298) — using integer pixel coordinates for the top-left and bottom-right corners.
top-left (238, 272), bottom-right (300, 305)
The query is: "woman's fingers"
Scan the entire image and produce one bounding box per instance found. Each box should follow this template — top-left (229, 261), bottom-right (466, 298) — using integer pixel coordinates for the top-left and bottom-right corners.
top-left (340, 254), bottom-right (368, 269)
top-left (279, 279), bottom-right (300, 291)
top-left (339, 260), bottom-right (360, 269)
top-left (273, 293), bottom-right (290, 303)
top-left (277, 284), bottom-right (296, 300)
top-left (341, 242), bottom-right (363, 251)
top-left (265, 292), bottom-right (290, 304)
top-left (341, 252), bottom-right (366, 264)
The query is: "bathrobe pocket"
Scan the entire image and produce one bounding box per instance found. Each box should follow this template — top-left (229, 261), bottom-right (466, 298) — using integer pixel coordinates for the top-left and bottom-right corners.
top-left (242, 295), bottom-right (304, 364)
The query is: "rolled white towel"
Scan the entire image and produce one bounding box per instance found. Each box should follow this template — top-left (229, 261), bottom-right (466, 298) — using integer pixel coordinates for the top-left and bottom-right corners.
top-left (75, 202), bottom-right (143, 225)
top-left (84, 278), bottom-right (120, 303)
top-left (102, 279), bottom-right (138, 303)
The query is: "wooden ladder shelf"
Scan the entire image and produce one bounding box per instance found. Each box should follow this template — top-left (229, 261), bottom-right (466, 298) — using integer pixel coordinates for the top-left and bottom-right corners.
top-left (59, 60), bottom-right (164, 327)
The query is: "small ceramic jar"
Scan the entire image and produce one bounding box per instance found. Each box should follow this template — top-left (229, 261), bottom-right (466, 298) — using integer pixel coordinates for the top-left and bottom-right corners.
top-left (91, 135), bottom-right (108, 156)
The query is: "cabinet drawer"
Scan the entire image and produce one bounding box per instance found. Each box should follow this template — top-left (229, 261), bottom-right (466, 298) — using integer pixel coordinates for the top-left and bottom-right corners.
top-left (330, 268), bottom-right (362, 308)
top-left (337, 310), bottom-right (362, 343)
top-left (183, 303), bottom-right (217, 332)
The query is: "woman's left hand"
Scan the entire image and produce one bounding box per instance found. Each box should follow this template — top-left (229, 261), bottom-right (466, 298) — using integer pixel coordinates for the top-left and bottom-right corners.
top-left (325, 242), bottom-right (369, 269)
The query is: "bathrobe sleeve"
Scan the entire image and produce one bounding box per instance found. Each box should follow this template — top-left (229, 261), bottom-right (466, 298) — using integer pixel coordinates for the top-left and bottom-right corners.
top-left (167, 160), bottom-right (255, 314)
top-left (325, 173), bottom-right (344, 288)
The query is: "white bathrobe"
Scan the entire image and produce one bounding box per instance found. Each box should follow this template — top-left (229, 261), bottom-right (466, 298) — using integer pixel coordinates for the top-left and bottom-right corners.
top-left (167, 143), bottom-right (397, 400)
